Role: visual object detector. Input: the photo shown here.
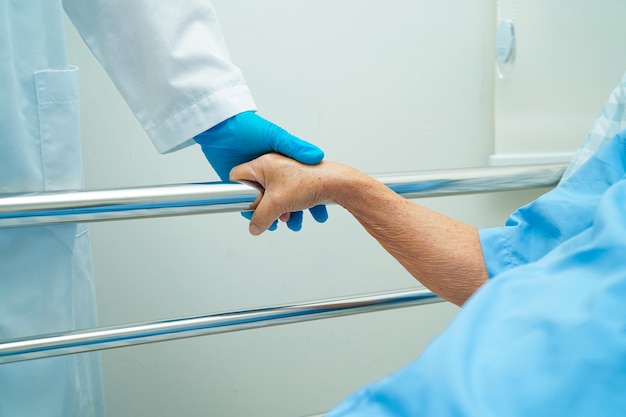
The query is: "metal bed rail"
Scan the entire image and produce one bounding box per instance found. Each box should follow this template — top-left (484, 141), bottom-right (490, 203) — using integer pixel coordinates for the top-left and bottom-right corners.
top-left (0, 289), bottom-right (441, 364)
top-left (0, 164), bottom-right (565, 227)
top-left (0, 163), bottom-right (566, 363)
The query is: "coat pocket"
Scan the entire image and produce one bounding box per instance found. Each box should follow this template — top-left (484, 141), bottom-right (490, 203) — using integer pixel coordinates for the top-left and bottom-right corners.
top-left (34, 66), bottom-right (83, 250)
top-left (34, 66), bottom-right (84, 192)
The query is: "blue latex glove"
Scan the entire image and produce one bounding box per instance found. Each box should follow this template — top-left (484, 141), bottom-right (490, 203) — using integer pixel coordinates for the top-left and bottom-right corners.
top-left (194, 111), bottom-right (328, 231)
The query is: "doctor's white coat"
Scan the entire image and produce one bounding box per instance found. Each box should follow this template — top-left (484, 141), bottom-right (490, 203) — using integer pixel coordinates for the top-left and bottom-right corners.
top-left (0, 1), bottom-right (255, 415)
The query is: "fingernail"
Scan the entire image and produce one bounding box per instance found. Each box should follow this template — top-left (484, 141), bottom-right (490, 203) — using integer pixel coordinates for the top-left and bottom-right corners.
top-left (250, 224), bottom-right (262, 236)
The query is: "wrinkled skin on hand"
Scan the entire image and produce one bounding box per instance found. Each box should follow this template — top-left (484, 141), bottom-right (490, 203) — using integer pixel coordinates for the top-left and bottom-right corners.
top-left (230, 153), bottom-right (347, 235)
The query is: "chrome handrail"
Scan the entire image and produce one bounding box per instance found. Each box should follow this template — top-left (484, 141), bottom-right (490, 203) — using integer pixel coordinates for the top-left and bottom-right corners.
top-left (0, 289), bottom-right (441, 364)
top-left (0, 163), bottom-right (567, 363)
top-left (0, 164), bottom-right (566, 227)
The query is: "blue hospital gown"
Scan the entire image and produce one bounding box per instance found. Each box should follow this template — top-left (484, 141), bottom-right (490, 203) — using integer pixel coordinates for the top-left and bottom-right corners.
top-left (327, 109), bottom-right (626, 415)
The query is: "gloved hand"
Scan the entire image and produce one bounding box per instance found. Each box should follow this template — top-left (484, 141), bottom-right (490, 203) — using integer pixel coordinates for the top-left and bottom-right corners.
top-left (194, 111), bottom-right (328, 231)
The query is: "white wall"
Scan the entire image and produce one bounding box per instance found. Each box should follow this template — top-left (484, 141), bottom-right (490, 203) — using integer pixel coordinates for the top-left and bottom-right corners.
top-left (62, 0), bottom-right (580, 415)
top-left (492, 0), bottom-right (626, 165)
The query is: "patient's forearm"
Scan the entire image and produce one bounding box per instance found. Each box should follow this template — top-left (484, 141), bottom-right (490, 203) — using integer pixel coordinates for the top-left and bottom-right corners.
top-left (230, 155), bottom-right (488, 306)
top-left (331, 168), bottom-right (489, 306)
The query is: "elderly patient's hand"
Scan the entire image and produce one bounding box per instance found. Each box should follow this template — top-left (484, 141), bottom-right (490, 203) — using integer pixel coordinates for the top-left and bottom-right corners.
top-left (230, 153), bottom-right (342, 235)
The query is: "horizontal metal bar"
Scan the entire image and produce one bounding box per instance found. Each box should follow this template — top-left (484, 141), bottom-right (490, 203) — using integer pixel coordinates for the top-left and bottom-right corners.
top-left (0, 182), bottom-right (259, 228)
top-left (0, 289), bottom-right (442, 364)
top-left (0, 164), bottom-right (565, 363)
top-left (376, 163), bottom-right (565, 198)
top-left (0, 163), bottom-right (566, 227)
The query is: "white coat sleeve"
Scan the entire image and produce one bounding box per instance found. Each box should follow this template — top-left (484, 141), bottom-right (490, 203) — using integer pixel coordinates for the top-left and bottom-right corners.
top-left (63, 0), bottom-right (257, 154)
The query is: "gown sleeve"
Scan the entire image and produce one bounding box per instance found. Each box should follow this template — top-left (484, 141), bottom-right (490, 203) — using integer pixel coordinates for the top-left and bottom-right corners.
top-left (479, 130), bottom-right (626, 278)
top-left (329, 175), bottom-right (626, 417)
top-left (62, 0), bottom-right (257, 153)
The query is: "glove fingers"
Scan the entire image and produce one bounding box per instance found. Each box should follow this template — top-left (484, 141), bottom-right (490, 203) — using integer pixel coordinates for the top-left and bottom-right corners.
top-left (309, 205), bottom-right (329, 223)
top-left (244, 207), bottom-right (325, 233)
top-left (286, 210), bottom-right (304, 232)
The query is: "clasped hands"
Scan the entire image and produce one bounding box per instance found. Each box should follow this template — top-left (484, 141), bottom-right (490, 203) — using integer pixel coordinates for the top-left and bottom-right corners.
top-left (230, 153), bottom-right (351, 235)
top-left (195, 111), bottom-right (330, 232)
